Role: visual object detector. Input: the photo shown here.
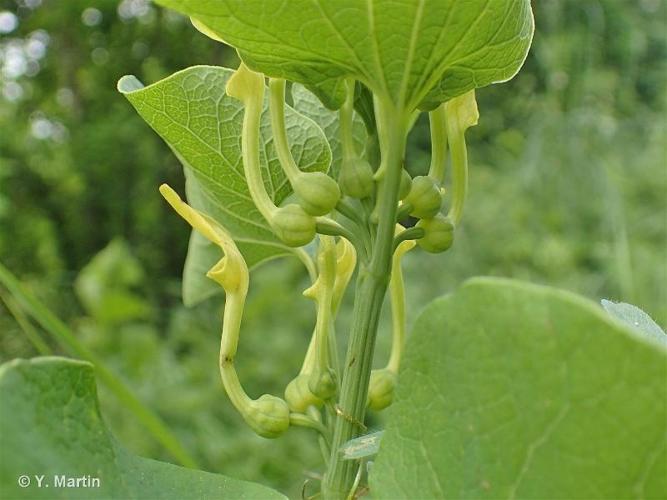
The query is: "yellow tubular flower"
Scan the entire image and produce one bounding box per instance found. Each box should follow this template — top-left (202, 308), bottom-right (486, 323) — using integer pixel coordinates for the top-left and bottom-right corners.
top-left (227, 64), bottom-right (316, 247)
top-left (367, 225), bottom-right (415, 411)
top-left (444, 90), bottom-right (479, 226)
top-left (159, 184), bottom-right (289, 438)
top-left (302, 236), bottom-right (338, 400)
top-left (331, 238), bottom-right (357, 316)
top-left (286, 238), bottom-right (355, 413)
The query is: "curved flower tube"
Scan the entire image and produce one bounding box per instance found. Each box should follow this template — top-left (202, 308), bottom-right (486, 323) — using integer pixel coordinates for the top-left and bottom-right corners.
top-left (427, 103), bottom-right (448, 184)
top-left (286, 237), bottom-right (356, 413)
top-left (159, 184), bottom-right (290, 438)
top-left (338, 79), bottom-right (374, 200)
top-left (444, 90), bottom-right (479, 226)
top-left (269, 78), bottom-right (340, 216)
top-left (302, 236), bottom-right (339, 400)
top-left (226, 64), bottom-right (316, 247)
top-left (332, 238), bottom-right (357, 316)
top-left (367, 225), bottom-right (416, 411)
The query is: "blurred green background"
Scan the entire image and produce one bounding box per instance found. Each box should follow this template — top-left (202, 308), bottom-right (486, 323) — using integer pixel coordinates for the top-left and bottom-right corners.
top-left (0, 0), bottom-right (665, 496)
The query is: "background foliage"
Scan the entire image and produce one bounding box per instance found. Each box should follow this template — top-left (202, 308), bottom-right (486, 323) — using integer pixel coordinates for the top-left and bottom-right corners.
top-left (1, 0), bottom-right (665, 496)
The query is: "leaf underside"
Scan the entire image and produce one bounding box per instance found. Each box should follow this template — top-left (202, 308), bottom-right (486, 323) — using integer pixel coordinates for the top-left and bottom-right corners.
top-left (291, 83), bottom-right (367, 179)
top-left (0, 357), bottom-right (285, 499)
top-left (156, 0), bottom-right (534, 110)
top-left (601, 299), bottom-right (666, 345)
top-left (119, 66), bottom-right (331, 305)
top-left (370, 278), bottom-right (667, 499)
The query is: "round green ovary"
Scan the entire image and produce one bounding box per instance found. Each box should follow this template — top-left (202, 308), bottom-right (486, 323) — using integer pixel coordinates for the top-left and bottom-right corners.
top-left (285, 374), bottom-right (324, 412)
top-left (367, 369), bottom-right (397, 411)
top-left (416, 214), bottom-right (454, 253)
top-left (293, 172), bottom-right (341, 216)
top-left (308, 368), bottom-right (337, 400)
top-left (339, 158), bottom-right (374, 199)
top-left (244, 394), bottom-right (291, 438)
top-left (270, 204), bottom-right (316, 247)
top-left (404, 176), bottom-right (442, 219)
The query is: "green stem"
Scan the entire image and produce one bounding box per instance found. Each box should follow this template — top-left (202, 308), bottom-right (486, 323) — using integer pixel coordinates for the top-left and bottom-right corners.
top-left (393, 227), bottom-right (424, 251)
top-left (322, 103), bottom-right (408, 499)
top-left (289, 412), bottom-right (330, 441)
top-left (316, 218), bottom-right (366, 260)
top-left (395, 202), bottom-right (413, 222)
top-left (0, 261), bottom-right (199, 469)
top-left (335, 199), bottom-right (364, 227)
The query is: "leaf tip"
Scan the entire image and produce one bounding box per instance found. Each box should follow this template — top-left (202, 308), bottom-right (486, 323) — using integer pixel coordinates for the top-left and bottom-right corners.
top-left (117, 75), bottom-right (144, 94)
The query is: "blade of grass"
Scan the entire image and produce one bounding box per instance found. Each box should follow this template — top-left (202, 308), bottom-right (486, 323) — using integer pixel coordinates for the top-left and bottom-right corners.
top-left (1, 292), bottom-right (52, 355)
top-left (0, 261), bottom-right (199, 469)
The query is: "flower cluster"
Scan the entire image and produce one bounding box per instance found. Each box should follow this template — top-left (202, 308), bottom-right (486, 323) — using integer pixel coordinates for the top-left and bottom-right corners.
top-left (159, 63), bottom-right (479, 440)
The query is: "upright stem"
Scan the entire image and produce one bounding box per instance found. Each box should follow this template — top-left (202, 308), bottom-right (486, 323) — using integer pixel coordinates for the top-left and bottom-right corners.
top-left (323, 103), bottom-right (408, 499)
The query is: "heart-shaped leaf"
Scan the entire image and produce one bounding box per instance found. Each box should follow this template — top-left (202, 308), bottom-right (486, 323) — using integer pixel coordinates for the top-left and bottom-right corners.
top-left (370, 278), bottom-right (667, 499)
top-left (0, 357), bottom-right (285, 499)
top-left (118, 66), bottom-right (331, 305)
top-left (156, 1), bottom-right (534, 110)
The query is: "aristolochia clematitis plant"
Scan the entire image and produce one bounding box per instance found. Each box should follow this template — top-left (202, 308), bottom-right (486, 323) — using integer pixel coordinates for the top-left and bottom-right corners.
top-left (118, 1), bottom-right (534, 498)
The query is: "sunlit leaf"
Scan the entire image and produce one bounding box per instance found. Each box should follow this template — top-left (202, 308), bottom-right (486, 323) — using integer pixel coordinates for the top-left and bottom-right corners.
top-left (156, 1), bottom-right (533, 110)
top-left (371, 278), bottom-right (667, 499)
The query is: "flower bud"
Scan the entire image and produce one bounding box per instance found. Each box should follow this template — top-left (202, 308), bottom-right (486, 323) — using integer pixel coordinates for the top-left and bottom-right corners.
top-left (292, 172), bottom-right (341, 216)
top-left (398, 169), bottom-right (412, 200)
top-left (270, 204), bottom-right (316, 247)
top-left (244, 394), bottom-right (291, 438)
top-left (367, 369), bottom-right (397, 411)
top-left (285, 374), bottom-right (324, 413)
top-left (339, 158), bottom-right (374, 199)
top-left (404, 176), bottom-right (442, 219)
top-left (416, 214), bottom-right (454, 253)
top-left (308, 367), bottom-right (337, 400)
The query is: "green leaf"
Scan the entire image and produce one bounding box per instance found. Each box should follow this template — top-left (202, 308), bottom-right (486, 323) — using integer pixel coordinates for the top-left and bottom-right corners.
top-left (0, 357), bottom-right (285, 499)
top-left (370, 278), bottom-right (667, 499)
top-left (601, 299), bottom-right (666, 345)
top-left (0, 262), bottom-right (198, 468)
top-left (118, 66), bottom-right (331, 306)
top-left (74, 239), bottom-right (151, 324)
top-left (155, 1), bottom-right (534, 110)
top-left (291, 83), bottom-right (367, 178)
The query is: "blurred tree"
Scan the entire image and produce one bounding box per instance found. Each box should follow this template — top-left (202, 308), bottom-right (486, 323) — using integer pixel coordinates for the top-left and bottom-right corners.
top-left (0, 0), bottom-right (235, 319)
